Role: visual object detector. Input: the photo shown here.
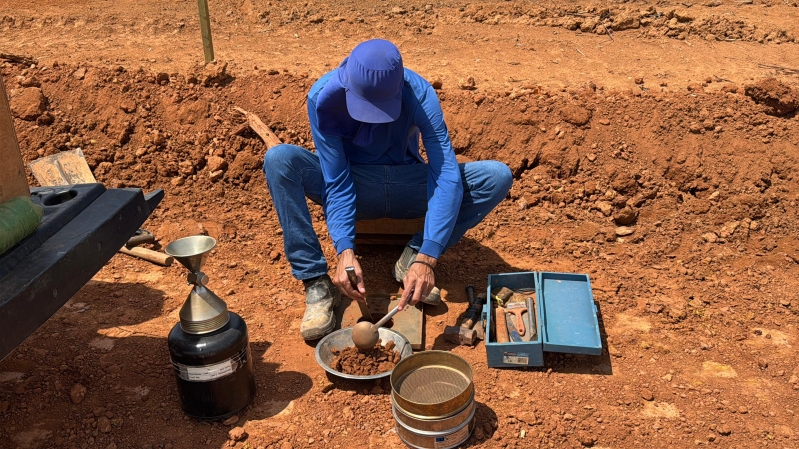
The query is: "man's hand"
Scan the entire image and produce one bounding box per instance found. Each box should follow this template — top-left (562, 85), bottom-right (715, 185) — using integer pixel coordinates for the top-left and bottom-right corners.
top-left (334, 249), bottom-right (366, 302)
top-left (399, 253), bottom-right (437, 311)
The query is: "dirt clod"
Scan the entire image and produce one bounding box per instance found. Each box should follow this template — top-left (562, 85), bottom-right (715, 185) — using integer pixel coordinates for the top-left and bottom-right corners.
top-left (72, 67), bottom-right (86, 80)
top-left (98, 416), bottom-right (112, 433)
top-left (560, 104), bottom-right (592, 126)
top-left (331, 339), bottom-right (400, 376)
top-left (578, 431), bottom-right (597, 446)
top-left (744, 78), bottom-right (799, 116)
top-left (9, 87), bottom-right (46, 120)
top-left (458, 76), bottom-right (476, 90)
top-left (229, 426), bottom-right (247, 442)
top-left (613, 206), bottom-right (638, 226)
top-left (207, 155), bottom-right (228, 173)
top-left (615, 226), bottom-right (635, 237)
top-left (201, 61), bottom-right (231, 87)
top-left (69, 383), bottom-right (87, 404)
top-left (120, 99), bottom-right (137, 113)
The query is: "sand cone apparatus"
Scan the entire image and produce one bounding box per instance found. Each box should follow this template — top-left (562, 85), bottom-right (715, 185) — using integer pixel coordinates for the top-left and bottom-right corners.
top-left (166, 236), bottom-right (229, 334)
top-left (164, 236), bottom-right (256, 420)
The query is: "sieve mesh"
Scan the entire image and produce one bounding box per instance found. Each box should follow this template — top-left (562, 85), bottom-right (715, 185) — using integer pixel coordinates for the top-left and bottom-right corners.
top-left (396, 366), bottom-right (470, 404)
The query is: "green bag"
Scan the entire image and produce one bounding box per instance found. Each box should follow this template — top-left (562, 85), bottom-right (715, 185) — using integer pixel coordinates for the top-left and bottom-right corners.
top-left (0, 196), bottom-right (44, 256)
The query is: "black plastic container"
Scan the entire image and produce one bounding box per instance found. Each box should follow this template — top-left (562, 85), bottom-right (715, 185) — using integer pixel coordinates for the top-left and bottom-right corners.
top-left (168, 312), bottom-right (256, 419)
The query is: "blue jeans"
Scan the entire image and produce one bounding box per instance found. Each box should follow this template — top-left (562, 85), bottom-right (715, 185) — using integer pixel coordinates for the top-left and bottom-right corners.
top-left (263, 144), bottom-right (513, 280)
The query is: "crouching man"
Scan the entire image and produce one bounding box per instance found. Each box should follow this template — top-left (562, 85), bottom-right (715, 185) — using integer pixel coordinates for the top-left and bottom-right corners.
top-left (263, 39), bottom-right (512, 340)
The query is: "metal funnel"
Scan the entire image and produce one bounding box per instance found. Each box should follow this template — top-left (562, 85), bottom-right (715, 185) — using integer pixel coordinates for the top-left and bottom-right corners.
top-left (165, 236), bottom-right (217, 273)
top-left (179, 285), bottom-right (230, 334)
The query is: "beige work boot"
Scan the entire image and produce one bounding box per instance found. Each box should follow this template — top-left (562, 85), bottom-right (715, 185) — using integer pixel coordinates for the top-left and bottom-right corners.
top-left (392, 246), bottom-right (441, 306)
top-left (300, 274), bottom-right (341, 340)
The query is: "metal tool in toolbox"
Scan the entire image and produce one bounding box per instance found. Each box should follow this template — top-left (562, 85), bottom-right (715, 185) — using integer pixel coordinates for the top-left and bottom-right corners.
top-left (164, 236), bottom-right (256, 419)
top-left (492, 286), bottom-right (537, 343)
top-left (443, 285), bottom-right (485, 346)
top-left (484, 271), bottom-right (603, 368)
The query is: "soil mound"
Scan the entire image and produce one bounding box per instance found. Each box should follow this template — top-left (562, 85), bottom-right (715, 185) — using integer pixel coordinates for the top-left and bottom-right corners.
top-left (2, 56), bottom-right (799, 448)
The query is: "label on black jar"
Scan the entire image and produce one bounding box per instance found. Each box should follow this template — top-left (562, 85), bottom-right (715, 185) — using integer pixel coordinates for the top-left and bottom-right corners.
top-left (172, 346), bottom-right (249, 382)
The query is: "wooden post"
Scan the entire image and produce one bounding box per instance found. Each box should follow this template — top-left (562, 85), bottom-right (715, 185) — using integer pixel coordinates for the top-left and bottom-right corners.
top-left (0, 73), bottom-right (30, 203)
top-left (197, 0), bottom-right (215, 62)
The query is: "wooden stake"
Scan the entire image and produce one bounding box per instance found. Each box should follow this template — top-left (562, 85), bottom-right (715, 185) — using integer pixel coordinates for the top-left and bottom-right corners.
top-left (0, 73), bottom-right (30, 204)
top-left (197, 0), bottom-right (215, 63)
top-left (0, 53), bottom-right (36, 66)
top-left (234, 107), bottom-right (283, 149)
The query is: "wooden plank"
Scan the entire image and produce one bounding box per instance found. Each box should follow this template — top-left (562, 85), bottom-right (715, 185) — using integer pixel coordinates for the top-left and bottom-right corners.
top-left (355, 217), bottom-right (425, 235)
top-left (27, 149), bottom-right (97, 187)
top-left (197, 0), bottom-right (215, 63)
top-left (354, 234), bottom-right (414, 246)
top-left (0, 72), bottom-right (30, 204)
top-left (234, 107), bottom-right (282, 149)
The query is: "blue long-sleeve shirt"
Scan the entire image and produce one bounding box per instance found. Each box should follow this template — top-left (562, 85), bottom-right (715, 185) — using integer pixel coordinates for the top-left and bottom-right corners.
top-left (307, 68), bottom-right (462, 259)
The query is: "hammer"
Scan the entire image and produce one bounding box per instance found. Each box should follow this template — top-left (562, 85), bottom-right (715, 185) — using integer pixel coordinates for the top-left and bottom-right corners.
top-left (118, 229), bottom-right (174, 266)
top-left (443, 285), bottom-right (484, 345)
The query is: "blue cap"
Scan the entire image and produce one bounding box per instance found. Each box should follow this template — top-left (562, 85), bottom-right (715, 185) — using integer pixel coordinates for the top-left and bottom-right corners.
top-left (342, 39), bottom-right (403, 123)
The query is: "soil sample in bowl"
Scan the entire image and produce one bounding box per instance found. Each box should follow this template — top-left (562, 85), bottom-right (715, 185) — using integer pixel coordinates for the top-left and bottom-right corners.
top-left (331, 339), bottom-right (402, 376)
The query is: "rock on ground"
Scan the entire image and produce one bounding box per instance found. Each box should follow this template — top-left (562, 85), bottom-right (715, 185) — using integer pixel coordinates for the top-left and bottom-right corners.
top-left (201, 61), bottom-right (232, 87)
top-left (744, 78), bottom-right (799, 116)
top-left (613, 206), bottom-right (638, 225)
top-left (207, 156), bottom-right (228, 173)
top-left (560, 105), bottom-right (592, 126)
top-left (222, 415), bottom-right (239, 426)
top-left (10, 87), bottom-right (47, 121)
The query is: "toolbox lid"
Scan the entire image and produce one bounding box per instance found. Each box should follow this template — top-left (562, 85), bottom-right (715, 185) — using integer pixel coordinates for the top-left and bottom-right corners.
top-left (539, 272), bottom-right (602, 355)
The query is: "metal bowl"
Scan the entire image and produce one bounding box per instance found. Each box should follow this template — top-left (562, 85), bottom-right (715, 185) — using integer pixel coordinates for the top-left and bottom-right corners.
top-left (315, 327), bottom-right (413, 381)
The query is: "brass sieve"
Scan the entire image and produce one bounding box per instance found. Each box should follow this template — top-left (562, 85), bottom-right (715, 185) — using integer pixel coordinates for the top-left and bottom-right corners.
top-left (390, 351), bottom-right (474, 418)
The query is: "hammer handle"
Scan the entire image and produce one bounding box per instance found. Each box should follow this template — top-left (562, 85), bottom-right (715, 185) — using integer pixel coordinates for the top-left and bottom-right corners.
top-left (119, 246), bottom-right (173, 266)
top-left (495, 307), bottom-right (510, 343)
top-left (461, 285), bottom-right (481, 328)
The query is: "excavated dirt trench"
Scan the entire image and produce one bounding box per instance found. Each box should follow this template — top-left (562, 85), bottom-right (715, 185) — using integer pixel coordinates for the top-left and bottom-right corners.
top-left (2, 57), bottom-right (799, 448)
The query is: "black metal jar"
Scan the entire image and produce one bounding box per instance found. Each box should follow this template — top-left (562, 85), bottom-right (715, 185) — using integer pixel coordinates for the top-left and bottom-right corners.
top-left (168, 312), bottom-right (256, 419)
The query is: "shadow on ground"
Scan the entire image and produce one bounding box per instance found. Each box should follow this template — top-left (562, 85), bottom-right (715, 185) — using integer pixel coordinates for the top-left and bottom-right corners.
top-left (0, 280), bottom-right (311, 449)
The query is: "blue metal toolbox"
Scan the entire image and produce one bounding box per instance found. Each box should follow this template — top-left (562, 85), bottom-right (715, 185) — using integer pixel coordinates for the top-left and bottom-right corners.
top-left (483, 271), bottom-right (602, 368)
